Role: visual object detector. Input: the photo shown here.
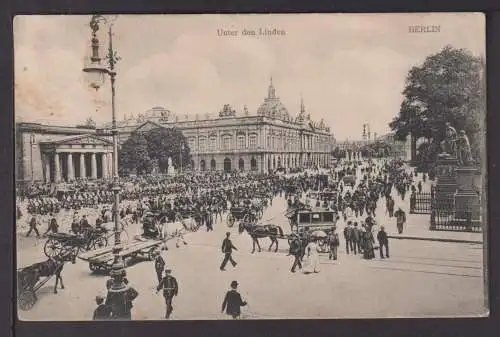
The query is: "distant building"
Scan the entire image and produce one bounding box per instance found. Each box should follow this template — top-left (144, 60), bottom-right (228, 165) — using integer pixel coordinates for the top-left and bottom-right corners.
top-left (16, 79), bottom-right (336, 181)
top-left (375, 132), bottom-right (411, 160)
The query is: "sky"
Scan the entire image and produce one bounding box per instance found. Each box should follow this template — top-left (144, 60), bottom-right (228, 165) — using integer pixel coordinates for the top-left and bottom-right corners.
top-left (14, 13), bottom-right (485, 140)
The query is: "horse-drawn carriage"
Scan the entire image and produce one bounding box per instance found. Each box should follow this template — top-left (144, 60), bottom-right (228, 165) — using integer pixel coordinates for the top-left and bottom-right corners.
top-left (286, 207), bottom-right (338, 253)
top-left (43, 229), bottom-right (108, 259)
top-left (17, 249), bottom-right (77, 311)
top-left (226, 206), bottom-right (255, 228)
top-left (342, 175), bottom-right (356, 187)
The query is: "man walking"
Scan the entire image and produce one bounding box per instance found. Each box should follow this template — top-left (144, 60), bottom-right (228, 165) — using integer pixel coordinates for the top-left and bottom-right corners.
top-left (156, 269), bottom-right (179, 319)
top-left (220, 232), bottom-right (238, 271)
top-left (289, 234), bottom-right (302, 272)
top-left (377, 226), bottom-right (389, 258)
top-left (343, 221), bottom-right (352, 254)
top-left (328, 227), bottom-right (340, 261)
top-left (221, 280), bottom-right (247, 319)
top-left (153, 250), bottom-right (166, 284)
top-left (26, 215), bottom-right (41, 238)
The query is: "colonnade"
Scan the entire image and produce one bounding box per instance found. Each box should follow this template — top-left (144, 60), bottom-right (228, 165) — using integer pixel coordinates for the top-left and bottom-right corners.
top-left (43, 150), bottom-right (113, 183)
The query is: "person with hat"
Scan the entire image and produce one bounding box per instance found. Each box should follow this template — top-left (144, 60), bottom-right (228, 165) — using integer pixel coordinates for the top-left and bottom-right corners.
top-left (156, 269), bottom-right (179, 319)
top-left (377, 226), bottom-right (389, 259)
top-left (288, 233), bottom-right (303, 273)
top-left (221, 280), bottom-right (247, 319)
top-left (93, 294), bottom-right (111, 320)
top-left (327, 227), bottom-right (340, 261)
top-left (153, 250), bottom-right (166, 284)
top-left (220, 232), bottom-right (238, 271)
top-left (43, 213), bottom-right (59, 236)
top-left (26, 215), bottom-right (41, 238)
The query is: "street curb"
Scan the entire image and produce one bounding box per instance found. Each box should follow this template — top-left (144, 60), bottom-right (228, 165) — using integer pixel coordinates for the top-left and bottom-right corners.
top-left (387, 235), bottom-right (482, 244)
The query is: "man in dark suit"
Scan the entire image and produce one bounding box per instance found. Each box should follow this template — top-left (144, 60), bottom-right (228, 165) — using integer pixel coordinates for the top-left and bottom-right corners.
top-left (153, 250), bottom-right (166, 284)
top-left (221, 280), bottom-right (247, 319)
top-left (289, 235), bottom-right (302, 272)
top-left (352, 223), bottom-right (361, 254)
top-left (156, 269), bottom-right (179, 319)
top-left (377, 226), bottom-right (389, 258)
top-left (220, 232), bottom-right (238, 271)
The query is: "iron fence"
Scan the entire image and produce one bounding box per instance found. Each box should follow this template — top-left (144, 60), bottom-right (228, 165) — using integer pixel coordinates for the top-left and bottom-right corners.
top-left (430, 197), bottom-right (482, 232)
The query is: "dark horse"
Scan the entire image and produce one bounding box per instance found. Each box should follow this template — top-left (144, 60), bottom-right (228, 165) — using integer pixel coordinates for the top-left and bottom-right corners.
top-left (239, 221), bottom-right (284, 254)
top-left (18, 249), bottom-right (77, 295)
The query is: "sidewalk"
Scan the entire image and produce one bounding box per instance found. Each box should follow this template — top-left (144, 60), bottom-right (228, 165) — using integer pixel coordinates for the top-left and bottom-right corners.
top-left (385, 213), bottom-right (483, 244)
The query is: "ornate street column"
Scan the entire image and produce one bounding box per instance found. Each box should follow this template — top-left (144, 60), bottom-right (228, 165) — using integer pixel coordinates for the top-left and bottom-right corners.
top-left (80, 153), bottom-right (86, 178)
top-left (54, 152), bottom-right (61, 182)
top-left (91, 152), bottom-right (98, 179)
top-left (101, 153), bottom-right (108, 179)
top-left (67, 153), bottom-right (74, 181)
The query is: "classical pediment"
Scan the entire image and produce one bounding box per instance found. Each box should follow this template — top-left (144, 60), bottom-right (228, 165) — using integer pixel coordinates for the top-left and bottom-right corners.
top-left (41, 134), bottom-right (112, 146)
top-left (134, 121), bottom-right (165, 133)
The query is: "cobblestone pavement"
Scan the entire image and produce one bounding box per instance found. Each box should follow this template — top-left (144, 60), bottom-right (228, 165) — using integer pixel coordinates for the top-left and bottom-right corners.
top-left (17, 192), bottom-right (487, 320)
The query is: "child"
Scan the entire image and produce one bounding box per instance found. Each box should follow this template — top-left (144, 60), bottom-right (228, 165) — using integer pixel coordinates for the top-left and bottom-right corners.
top-left (93, 295), bottom-right (111, 320)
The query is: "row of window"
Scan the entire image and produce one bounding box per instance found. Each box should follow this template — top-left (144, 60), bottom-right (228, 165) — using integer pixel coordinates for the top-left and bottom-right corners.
top-left (186, 134), bottom-right (331, 152)
top-left (187, 134), bottom-right (259, 152)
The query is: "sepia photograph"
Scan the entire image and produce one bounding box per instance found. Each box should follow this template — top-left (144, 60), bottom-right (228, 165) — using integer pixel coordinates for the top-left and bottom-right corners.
top-left (14, 13), bottom-right (487, 320)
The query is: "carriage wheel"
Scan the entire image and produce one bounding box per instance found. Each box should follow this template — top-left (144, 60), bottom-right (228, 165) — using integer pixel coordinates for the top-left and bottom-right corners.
top-left (91, 236), bottom-right (108, 250)
top-left (227, 214), bottom-right (235, 227)
top-left (43, 239), bottom-right (63, 258)
top-left (18, 290), bottom-right (36, 311)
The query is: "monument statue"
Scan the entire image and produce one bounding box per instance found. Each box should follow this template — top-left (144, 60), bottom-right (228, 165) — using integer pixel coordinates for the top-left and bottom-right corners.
top-left (151, 159), bottom-right (159, 175)
top-left (440, 122), bottom-right (458, 156)
top-left (456, 130), bottom-right (474, 166)
top-left (167, 157), bottom-right (175, 175)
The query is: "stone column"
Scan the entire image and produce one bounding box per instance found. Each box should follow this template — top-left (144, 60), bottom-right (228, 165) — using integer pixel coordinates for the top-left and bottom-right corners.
top-left (44, 153), bottom-right (51, 183)
top-left (91, 152), bottom-right (97, 179)
top-left (67, 153), bottom-right (74, 182)
top-left (80, 153), bottom-right (86, 178)
top-left (101, 153), bottom-right (107, 179)
top-left (54, 152), bottom-right (61, 182)
top-left (105, 153), bottom-right (111, 178)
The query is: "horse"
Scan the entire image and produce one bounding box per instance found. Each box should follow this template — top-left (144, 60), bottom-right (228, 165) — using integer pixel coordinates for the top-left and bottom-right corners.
top-left (155, 215), bottom-right (195, 249)
top-left (238, 220), bottom-right (285, 254)
top-left (18, 249), bottom-right (77, 295)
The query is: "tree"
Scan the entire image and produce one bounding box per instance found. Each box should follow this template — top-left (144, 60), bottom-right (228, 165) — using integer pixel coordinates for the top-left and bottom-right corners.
top-left (144, 127), bottom-right (191, 172)
top-left (389, 46), bottom-right (485, 164)
top-left (119, 132), bottom-right (151, 175)
top-left (76, 117), bottom-right (97, 129)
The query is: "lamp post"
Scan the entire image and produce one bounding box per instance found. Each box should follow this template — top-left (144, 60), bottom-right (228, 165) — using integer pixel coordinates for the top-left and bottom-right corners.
top-left (29, 133), bottom-right (35, 181)
top-left (83, 15), bottom-right (121, 246)
top-left (180, 142), bottom-right (184, 174)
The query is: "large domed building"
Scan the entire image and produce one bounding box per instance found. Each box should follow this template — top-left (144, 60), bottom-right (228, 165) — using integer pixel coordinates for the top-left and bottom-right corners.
top-left (16, 79), bottom-right (335, 181)
top-left (256, 78), bottom-right (292, 121)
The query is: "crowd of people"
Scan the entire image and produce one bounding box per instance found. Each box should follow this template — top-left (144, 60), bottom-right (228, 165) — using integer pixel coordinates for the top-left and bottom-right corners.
top-left (17, 156), bottom-right (432, 319)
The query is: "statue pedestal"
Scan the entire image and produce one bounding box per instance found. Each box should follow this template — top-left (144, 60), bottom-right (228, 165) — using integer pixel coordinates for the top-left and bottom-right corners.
top-left (167, 166), bottom-right (175, 176)
top-left (435, 154), bottom-right (458, 202)
top-left (454, 166), bottom-right (481, 223)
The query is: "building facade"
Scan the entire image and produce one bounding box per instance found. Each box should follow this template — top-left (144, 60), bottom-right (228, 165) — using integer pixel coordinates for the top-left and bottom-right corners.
top-left (16, 80), bottom-right (335, 181)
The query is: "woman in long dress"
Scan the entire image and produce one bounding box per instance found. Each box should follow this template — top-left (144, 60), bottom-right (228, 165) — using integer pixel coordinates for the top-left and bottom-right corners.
top-left (303, 238), bottom-right (321, 274)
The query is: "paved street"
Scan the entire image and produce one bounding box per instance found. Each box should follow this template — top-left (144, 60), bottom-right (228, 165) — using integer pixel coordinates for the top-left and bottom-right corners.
top-left (17, 192), bottom-right (486, 320)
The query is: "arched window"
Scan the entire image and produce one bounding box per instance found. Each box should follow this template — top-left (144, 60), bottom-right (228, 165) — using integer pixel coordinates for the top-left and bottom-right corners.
top-left (224, 157), bottom-right (232, 172)
top-left (200, 160), bottom-right (206, 171)
top-left (251, 157), bottom-right (257, 171)
top-left (239, 158), bottom-right (245, 170)
top-left (210, 159), bottom-right (216, 170)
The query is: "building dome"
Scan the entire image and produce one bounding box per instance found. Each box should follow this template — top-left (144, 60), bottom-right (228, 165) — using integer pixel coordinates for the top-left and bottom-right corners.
top-left (257, 77), bottom-right (290, 121)
top-left (137, 106), bottom-right (174, 123)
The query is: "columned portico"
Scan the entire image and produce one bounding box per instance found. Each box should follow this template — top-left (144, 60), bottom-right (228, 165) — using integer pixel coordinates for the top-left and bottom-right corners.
top-left (40, 134), bottom-right (113, 183)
